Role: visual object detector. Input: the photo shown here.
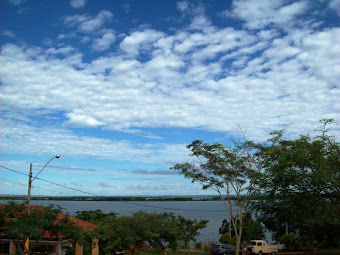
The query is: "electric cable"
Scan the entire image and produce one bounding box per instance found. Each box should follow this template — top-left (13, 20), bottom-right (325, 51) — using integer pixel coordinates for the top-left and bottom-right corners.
top-left (1, 165), bottom-right (227, 212)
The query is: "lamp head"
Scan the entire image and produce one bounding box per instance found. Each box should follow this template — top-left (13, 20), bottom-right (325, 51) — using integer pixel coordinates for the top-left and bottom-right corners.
top-left (55, 154), bottom-right (60, 158)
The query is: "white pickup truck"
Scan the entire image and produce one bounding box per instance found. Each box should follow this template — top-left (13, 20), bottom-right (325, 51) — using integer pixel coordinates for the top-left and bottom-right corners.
top-left (247, 240), bottom-right (278, 255)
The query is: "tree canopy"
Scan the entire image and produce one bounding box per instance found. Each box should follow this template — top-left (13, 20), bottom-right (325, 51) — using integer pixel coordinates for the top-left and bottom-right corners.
top-left (0, 202), bottom-right (84, 255)
top-left (251, 120), bottom-right (340, 249)
top-left (93, 210), bottom-right (208, 255)
top-left (172, 132), bottom-right (281, 255)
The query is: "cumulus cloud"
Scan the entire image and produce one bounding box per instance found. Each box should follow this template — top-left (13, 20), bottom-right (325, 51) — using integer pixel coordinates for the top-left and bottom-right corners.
top-left (120, 29), bottom-right (165, 57)
top-left (1, 2), bottom-right (339, 173)
top-left (225, 0), bottom-right (309, 29)
top-left (70, 0), bottom-right (86, 9)
top-left (64, 10), bottom-right (113, 33)
top-left (92, 30), bottom-right (116, 51)
top-left (1, 15), bottom-right (339, 143)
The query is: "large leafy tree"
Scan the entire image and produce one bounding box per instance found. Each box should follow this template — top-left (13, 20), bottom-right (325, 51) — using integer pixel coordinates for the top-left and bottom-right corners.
top-left (0, 202), bottom-right (83, 255)
top-left (172, 133), bottom-right (280, 255)
top-left (252, 120), bottom-right (340, 249)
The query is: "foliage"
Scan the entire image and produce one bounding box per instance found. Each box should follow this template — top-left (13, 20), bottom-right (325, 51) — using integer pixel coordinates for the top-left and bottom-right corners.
top-left (75, 209), bottom-right (117, 224)
top-left (219, 233), bottom-right (236, 245)
top-left (172, 132), bottom-right (280, 254)
top-left (219, 213), bottom-right (264, 242)
top-left (252, 119), bottom-right (340, 249)
top-left (94, 210), bottom-right (208, 255)
top-left (0, 202), bottom-right (84, 255)
top-left (278, 235), bottom-right (304, 251)
top-left (195, 242), bottom-right (202, 249)
top-left (175, 215), bottom-right (209, 248)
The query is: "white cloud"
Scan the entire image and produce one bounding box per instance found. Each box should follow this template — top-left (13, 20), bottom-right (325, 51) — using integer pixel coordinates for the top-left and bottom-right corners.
top-left (0, 118), bottom-right (189, 164)
top-left (70, 0), bottom-right (86, 9)
top-left (66, 113), bottom-right (104, 127)
top-left (120, 29), bottom-right (165, 57)
top-left (329, 0), bottom-right (340, 16)
top-left (64, 10), bottom-right (113, 33)
top-left (227, 0), bottom-right (309, 29)
top-left (92, 30), bottom-right (116, 51)
top-left (1, 6), bottom-right (339, 149)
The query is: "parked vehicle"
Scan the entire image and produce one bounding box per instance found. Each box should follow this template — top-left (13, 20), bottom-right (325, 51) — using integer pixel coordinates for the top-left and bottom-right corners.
top-left (246, 240), bottom-right (278, 255)
top-left (211, 244), bottom-right (240, 255)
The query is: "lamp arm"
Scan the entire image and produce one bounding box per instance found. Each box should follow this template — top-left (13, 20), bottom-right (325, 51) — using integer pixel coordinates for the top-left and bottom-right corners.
top-left (31, 155), bottom-right (60, 182)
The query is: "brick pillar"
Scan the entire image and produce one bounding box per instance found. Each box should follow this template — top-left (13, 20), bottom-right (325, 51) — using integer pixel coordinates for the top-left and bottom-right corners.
top-left (9, 240), bottom-right (16, 255)
top-left (92, 239), bottom-right (99, 255)
top-left (56, 241), bottom-right (62, 255)
top-left (75, 242), bottom-right (83, 255)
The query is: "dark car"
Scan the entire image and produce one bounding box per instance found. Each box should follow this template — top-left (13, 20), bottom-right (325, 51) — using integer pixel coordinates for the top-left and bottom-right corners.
top-left (211, 244), bottom-right (239, 255)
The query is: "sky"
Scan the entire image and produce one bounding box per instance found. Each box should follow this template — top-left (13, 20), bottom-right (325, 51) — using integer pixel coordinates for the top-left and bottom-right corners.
top-left (0, 0), bottom-right (339, 197)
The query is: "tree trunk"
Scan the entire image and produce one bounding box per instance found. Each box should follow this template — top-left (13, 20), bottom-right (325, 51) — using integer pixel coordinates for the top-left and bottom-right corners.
top-left (235, 226), bottom-right (243, 255)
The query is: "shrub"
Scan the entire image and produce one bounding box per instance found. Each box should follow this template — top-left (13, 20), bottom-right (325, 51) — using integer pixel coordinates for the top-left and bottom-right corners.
top-left (195, 242), bottom-right (202, 249)
top-left (204, 246), bottom-right (211, 253)
top-left (219, 233), bottom-right (236, 245)
top-left (279, 234), bottom-right (304, 251)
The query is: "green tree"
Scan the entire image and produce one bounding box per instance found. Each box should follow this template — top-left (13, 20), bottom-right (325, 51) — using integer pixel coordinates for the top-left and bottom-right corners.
top-left (0, 202), bottom-right (83, 255)
top-left (148, 213), bottom-right (182, 251)
top-left (252, 120), bottom-right (340, 249)
top-left (172, 133), bottom-right (279, 254)
top-left (94, 210), bottom-right (208, 254)
top-left (95, 211), bottom-right (154, 255)
top-left (176, 215), bottom-right (209, 248)
top-left (219, 213), bottom-right (264, 243)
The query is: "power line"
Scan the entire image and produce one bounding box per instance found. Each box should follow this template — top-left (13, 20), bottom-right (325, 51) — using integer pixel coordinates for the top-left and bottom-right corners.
top-left (0, 165), bottom-right (227, 212)
top-left (0, 165), bottom-right (28, 176)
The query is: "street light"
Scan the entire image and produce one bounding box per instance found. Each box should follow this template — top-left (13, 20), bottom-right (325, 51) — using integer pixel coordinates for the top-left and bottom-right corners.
top-left (25, 155), bottom-right (60, 255)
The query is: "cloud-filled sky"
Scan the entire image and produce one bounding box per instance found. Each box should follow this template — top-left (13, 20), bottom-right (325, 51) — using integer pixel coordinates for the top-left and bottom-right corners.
top-left (1, 0), bottom-right (339, 196)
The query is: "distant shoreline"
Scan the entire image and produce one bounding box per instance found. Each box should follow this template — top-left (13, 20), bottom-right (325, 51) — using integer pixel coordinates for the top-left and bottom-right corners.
top-left (0, 195), bottom-right (239, 202)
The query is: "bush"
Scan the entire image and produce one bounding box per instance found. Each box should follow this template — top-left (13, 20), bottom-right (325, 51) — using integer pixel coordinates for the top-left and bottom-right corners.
top-left (195, 242), bottom-right (202, 249)
top-left (204, 246), bottom-right (211, 253)
top-left (279, 234), bottom-right (304, 251)
top-left (219, 233), bottom-right (236, 245)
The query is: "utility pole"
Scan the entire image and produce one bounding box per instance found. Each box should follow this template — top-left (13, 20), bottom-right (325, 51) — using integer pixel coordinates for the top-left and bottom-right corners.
top-left (27, 163), bottom-right (32, 213)
top-left (24, 155), bottom-right (59, 255)
top-left (25, 163), bottom-right (32, 255)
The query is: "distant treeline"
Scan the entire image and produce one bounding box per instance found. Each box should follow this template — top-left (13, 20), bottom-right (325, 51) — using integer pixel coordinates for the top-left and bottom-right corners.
top-left (0, 195), bottom-right (236, 201)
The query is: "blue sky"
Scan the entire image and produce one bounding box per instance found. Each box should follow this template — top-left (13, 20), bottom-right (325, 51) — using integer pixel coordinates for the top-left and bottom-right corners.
top-left (1, 0), bottom-right (339, 197)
